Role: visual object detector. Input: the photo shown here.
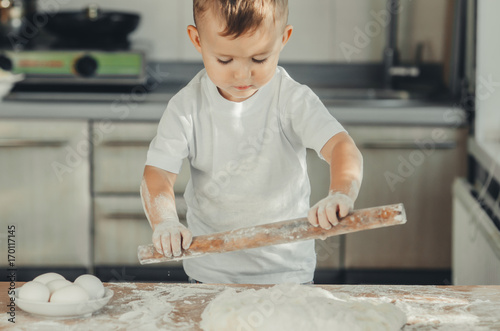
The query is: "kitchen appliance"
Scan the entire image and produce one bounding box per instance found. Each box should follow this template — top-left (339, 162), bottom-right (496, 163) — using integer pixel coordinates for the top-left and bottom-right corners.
top-left (453, 177), bottom-right (500, 285)
top-left (0, 5), bottom-right (146, 95)
top-left (0, 50), bottom-right (145, 86)
top-left (43, 5), bottom-right (140, 50)
top-left (138, 203), bottom-right (407, 264)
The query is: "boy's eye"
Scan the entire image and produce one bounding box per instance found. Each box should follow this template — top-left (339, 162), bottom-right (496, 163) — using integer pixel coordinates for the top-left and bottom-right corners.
top-left (217, 59), bottom-right (232, 65)
top-left (252, 58), bottom-right (267, 64)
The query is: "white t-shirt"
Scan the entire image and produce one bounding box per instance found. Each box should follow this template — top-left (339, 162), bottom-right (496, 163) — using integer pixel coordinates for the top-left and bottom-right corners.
top-left (146, 66), bottom-right (346, 284)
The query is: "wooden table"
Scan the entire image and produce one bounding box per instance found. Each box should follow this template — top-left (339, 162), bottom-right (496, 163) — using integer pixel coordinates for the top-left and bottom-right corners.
top-left (1, 282), bottom-right (499, 330)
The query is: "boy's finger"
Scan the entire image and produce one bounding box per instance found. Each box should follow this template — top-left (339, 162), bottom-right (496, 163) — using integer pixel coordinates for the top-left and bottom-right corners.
top-left (153, 239), bottom-right (163, 255)
top-left (308, 206), bottom-right (319, 227)
top-left (317, 205), bottom-right (331, 230)
top-left (181, 229), bottom-right (193, 249)
top-left (171, 231), bottom-right (182, 257)
top-left (152, 232), bottom-right (163, 254)
top-left (161, 235), bottom-right (172, 258)
top-left (338, 204), bottom-right (350, 218)
top-left (325, 203), bottom-right (339, 226)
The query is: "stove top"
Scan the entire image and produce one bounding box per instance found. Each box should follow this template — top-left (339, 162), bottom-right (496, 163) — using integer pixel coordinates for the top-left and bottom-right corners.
top-left (0, 50), bottom-right (146, 86)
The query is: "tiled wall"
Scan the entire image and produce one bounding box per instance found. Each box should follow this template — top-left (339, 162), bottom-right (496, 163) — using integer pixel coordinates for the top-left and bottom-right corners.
top-left (40, 0), bottom-right (451, 63)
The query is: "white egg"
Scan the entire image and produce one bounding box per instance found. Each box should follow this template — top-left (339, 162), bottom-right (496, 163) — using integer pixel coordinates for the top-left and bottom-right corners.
top-left (33, 272), bottom-right (65, 285)
top-left (50, 284), bottom-right (89, 303)
top-left (18, 281), bottom-right (50, 302)
top-left (74, 274), bottom-right (105, 300)
top-left (46, 279), bottom-right (72, 295)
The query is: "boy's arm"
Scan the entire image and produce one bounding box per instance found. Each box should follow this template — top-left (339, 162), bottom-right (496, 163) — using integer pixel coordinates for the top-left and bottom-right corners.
top-left (308, 132), bottom-right (363, 229)
top-left (140, 165), bottom-right (192, 257)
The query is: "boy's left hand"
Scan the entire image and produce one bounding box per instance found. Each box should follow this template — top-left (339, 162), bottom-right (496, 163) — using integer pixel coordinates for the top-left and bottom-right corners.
top-left (308, 191), bottom-right (354, 229)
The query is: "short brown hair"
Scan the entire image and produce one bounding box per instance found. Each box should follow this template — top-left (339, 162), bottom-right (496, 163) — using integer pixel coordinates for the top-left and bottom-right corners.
top-left (193, 0), bottom-right (288, 38)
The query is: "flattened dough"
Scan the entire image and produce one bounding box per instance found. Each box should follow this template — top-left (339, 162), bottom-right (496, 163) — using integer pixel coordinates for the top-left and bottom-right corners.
top-left (200, 284), bottom-right (406, 331)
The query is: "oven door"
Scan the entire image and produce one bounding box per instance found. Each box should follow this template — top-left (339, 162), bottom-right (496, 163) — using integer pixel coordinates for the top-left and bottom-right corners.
top-left (452, 178), bottom-right (500, 285)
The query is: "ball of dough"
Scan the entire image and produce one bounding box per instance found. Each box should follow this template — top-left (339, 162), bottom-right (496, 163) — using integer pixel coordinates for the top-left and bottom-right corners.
top-left (33, 272), bottom-right (65, 285)
top-left (74, 274), bottom-right (105, 300)
top-left (46, 279), bottom-right (72, 295)
top-left (200, 284), bottom-right (407, 331)
top-left (18, 281), bottom-right (50, 302)
top-left (50, 284), bottom-right (90, 304)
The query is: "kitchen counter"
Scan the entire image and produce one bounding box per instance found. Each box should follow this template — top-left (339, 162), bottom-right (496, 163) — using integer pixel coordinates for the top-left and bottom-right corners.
top-left (0, 61), bottom-right (466, 126)
top-left (0, 96), bottom-right (467, 126)
top-left (2, 282), bottom-right (499, 330)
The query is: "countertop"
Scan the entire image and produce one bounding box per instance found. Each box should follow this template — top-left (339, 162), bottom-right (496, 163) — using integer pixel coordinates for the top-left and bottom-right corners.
top-left (0, 95), bottom-right (467, 127)
top-left (2, 282), bottom-right (500, 330)
top-left (0, 61), bottom-right (466, 126)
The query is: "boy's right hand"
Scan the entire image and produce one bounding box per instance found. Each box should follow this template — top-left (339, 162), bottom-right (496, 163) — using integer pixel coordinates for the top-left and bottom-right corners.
top-left (152, 220), bottom-right (193, 258)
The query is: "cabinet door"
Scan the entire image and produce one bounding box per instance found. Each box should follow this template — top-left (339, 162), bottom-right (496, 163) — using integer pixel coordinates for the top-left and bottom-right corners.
top-left (0, 120), bottom-right (90, 267)
top-left (452, 178), bottom-right (500, 285)
top-left (93, 121), bottom-right (190, 194)
top-left (344, 126), bottom-right (468, 269)
top-left (94, 195), bottom-right (185, 266)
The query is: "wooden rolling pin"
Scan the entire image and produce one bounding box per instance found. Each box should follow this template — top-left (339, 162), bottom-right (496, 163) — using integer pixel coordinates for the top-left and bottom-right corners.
top-left (137, 203), bottom-right (406, 264)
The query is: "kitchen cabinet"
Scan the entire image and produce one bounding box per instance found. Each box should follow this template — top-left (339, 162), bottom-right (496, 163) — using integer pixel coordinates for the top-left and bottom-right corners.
top-left (343, 125), bottom-right (468, 271)
top-left (92, 121), bottom-right (190, 271)
top-left (0, 115), bottom-right (468, 283)
top-left (94, 195), bottom-right (187, 266)
top-left (93, 122), bottom-right (155, 194)
top-left (92, 121), bottom-right (191, 194)
top-left (0, 120), bottom-right (90, 268)
top-left (94, 196), bottom-right (151, 265)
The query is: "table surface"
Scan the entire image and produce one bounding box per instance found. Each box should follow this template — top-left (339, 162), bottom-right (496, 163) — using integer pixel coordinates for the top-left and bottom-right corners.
top-left (1, 282), bottom-right (499, 330)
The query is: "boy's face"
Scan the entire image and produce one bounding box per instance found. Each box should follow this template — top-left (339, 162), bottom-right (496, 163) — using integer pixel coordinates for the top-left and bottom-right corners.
top-left (188, 9), bottom-right (293, 102)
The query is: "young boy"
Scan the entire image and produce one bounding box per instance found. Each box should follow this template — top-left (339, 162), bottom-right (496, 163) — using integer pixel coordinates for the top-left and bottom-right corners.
top-left (140, 0), bottom-right (363, 284)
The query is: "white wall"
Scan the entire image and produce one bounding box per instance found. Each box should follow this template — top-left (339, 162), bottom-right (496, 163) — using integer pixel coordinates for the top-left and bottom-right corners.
top-left (475, 0), bottom-right (500, 142)
top-left (40, 0), bottom-right (449, 63)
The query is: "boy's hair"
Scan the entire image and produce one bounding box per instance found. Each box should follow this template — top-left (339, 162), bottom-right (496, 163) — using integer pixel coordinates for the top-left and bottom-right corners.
top-left (193, 0), bottom-right (288, 38)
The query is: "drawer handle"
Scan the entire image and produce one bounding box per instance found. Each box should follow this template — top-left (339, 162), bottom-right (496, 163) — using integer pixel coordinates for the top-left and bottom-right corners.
top-left (102, 197), bottom-right (187, 220)
top-left (104, 212), bottom-right (147, 220)
top-left (0, 139), bottom-right (67, 148)
top-left (361, 141), bottom-right (456, 150)
top-left (99, 141), bottom-right (151, 147)
top-left (103, 212), bottom-right (187, 223)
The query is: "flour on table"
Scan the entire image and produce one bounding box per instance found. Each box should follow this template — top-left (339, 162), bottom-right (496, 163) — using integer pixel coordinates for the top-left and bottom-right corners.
top-left (200, 283), bottom-right (407, 331)
top-left (108, 282), bottom-right (137, 289)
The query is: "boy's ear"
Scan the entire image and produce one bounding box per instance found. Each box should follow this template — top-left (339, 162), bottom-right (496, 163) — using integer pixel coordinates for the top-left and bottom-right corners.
top-left (187, 25), bottom-right (202, 54)
top-left (281, 24), bottom-right (293, 48)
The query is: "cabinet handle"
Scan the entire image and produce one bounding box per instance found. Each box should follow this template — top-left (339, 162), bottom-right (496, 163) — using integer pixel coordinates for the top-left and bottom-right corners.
top-left (361, 141), bottom-right (456, 150)
top-left (0, 139), bottom-right (67, 148)
top-left (103, 197), bottom-right (187, 220)
top-left (99, 141), bottom-right (151, 147)
top-left (104, 212), bottom-right (147, 220)
top-left (103, 212), bottom-right (188, 222)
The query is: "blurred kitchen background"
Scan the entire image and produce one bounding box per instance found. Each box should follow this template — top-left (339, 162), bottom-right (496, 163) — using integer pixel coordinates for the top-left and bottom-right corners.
top-left (0, 0), bottom-right (498, 285)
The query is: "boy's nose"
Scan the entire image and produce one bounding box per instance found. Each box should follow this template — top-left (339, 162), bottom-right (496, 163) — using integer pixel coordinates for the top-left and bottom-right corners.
top-left (234, 65), bottom-right (251, 81)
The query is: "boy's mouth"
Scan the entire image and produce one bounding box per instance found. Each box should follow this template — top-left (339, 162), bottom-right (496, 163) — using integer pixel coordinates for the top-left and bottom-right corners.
top-left (234, 85), bottom-right (252, 91)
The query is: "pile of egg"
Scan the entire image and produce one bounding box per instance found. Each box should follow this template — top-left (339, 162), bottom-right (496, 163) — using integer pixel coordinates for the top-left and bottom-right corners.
top-left (18, 273), bottom-right (105, 304)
